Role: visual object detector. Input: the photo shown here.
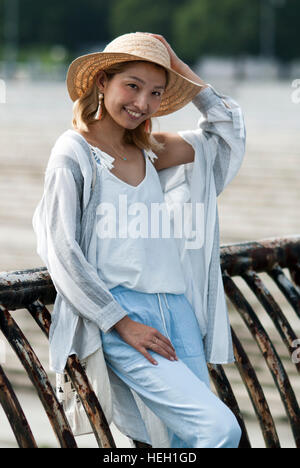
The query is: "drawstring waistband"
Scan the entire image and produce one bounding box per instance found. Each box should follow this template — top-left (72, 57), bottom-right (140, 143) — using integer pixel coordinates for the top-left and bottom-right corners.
top-left (109, 285), bottom-right (172, 341)
top-left (163, 293), bottom-right (170, 311)
top-left (157, 293), bottom-right (171, 340)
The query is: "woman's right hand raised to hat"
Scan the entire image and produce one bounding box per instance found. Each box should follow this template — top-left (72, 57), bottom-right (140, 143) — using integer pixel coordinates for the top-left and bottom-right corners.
top-left (138, 32), bottom-right (184, 72)
top-left (113, 315), bottom-right (178, 365)
top-left (138, 32), bottom-right (208, 88)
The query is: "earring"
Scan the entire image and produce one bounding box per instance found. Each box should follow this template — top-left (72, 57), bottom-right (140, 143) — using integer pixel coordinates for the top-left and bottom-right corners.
top-left (144, 119), bottom-right (151, 134)
top-left (95, 93), bottom-right (104, 120)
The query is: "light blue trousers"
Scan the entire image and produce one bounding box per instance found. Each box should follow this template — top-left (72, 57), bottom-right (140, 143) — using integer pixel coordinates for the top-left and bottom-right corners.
top-left (100, 285), bottom-right (242, 448)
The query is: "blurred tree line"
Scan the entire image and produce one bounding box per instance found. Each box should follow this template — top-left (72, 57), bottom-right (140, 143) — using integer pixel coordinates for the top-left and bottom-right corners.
top-left (0, 0), bottom-right (299, 65)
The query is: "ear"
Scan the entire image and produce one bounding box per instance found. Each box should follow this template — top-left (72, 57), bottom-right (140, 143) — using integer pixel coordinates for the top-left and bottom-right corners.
top-left (95, 70), bottom-right (108, 93)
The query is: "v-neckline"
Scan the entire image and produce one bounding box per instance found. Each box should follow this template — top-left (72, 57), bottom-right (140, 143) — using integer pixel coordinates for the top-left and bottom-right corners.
top-left (72, 130), bottom-right (148, 190)
top-left (91, 146), bottom-right (148, 190)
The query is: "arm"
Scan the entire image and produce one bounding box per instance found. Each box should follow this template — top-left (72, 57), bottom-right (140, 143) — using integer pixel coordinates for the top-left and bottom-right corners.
top-left (151, 131), bottom-right (195, 171)
top-left (152, 85), bottom-right (246, 198)
top-left (148, 34), bottom-right (246, 192)
top-left (181, 84), bottom-right (246, 196)
top-left (151, 67), bottom-right (207, 171)
top-left (43, 166), bottom-right (128, 333)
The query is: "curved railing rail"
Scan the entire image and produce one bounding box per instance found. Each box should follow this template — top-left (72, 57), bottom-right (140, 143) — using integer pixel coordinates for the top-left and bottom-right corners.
top-left (0, 235), bottom-right (299, 448)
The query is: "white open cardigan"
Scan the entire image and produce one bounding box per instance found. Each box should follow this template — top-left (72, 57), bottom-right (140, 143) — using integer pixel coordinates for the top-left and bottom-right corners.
top-left (32, 84), bottom-right (246, 447)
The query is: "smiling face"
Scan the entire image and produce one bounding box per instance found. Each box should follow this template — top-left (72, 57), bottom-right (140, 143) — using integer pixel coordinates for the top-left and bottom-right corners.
top-left (95, 61), bottom-right (168, 130)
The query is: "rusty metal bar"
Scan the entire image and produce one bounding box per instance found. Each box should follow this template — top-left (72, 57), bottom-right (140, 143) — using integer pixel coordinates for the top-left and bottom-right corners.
top-left (222, 271), bottom-right (300, 447)
top-left (0, 304), bottom-right (77, 448)
top-left (66, 355), bottom-right (116, 448)
top-left (0, 364), bottom-right (38, 448)
top-left (220, 236), bottom-right (300, 277)
top-left (0, 235), bottom-right (299, 449)
top-left (241, 270), bottom-right (300, 374)
top-left (0, 236), bottom-right (299, 310)
top-left (289, 263), bottom-right (300, 290)
top-left (231, 327), bottom-right (280, 448)
top-left (26, 299), bottom-right (116, 448)
top-left (267, 265), bottom-right (300, 319)
top-left (207, 362), bottom-right (251, 448)
top-left (0, 268), bottom-right (55, 310)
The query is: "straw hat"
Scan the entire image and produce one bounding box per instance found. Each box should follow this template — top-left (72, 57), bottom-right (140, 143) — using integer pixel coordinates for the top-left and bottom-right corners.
top-left (66, 32), bottom-right (204, 117)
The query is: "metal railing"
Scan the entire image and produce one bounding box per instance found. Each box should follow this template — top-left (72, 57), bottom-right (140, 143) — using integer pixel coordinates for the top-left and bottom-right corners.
top-left (0, 235), bottom-right (299, 448)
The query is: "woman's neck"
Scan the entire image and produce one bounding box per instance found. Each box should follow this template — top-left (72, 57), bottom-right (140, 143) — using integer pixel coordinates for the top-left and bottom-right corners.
top-left (85, 116), bottom-right (127, 150)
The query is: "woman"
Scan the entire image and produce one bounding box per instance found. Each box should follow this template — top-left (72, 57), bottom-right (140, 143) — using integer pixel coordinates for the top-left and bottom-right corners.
top-left (32, 32), bottom-right (246, 448)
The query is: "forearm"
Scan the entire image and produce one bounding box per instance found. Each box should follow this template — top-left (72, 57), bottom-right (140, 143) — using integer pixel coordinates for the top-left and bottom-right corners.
top-left (113, 315), bottom-right (133, 333)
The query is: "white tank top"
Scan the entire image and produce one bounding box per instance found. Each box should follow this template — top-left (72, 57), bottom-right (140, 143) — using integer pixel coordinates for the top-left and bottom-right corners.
top-left (89, 144), bottom-right (187, 294)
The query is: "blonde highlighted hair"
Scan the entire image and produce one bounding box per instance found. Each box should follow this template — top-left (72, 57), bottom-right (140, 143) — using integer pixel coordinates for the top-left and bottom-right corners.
top-left (72, 60), bottom-right (169, 154)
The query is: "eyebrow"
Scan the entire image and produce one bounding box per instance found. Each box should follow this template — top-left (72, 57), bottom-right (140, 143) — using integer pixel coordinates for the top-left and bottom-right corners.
top-left (127, 75), bottom-right (166, 90)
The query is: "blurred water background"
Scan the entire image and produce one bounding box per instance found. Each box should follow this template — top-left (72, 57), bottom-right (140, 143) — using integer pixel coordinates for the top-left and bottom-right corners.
top-left (0, 0), bottom-right (299, 449)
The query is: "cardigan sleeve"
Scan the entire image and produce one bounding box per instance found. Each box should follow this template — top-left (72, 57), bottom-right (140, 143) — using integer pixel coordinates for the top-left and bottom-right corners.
top-left (40, 166), bottom-right (128, 333)
top-left (179, 84), bottom-right (246, 196)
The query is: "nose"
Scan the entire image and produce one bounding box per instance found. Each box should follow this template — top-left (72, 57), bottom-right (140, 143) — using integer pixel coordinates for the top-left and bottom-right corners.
top-left (134, 92), bottom-right (149, 114)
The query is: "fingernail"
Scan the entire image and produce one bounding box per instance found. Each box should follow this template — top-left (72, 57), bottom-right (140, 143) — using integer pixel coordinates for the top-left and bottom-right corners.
top-left (153, 361), bottom-right (158, 365)
top-left (170, 357), bottom-right (175, 361)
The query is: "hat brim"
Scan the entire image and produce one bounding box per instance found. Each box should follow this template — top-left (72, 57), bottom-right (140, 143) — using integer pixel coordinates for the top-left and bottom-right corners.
top-left (66, 51), bottom-right (204, 117)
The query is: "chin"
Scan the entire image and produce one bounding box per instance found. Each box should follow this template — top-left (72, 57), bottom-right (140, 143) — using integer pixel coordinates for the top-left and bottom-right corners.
top-left (111, 116), bottom-right (139, 131)
top-left (123, 122), bottom-right (142, 131)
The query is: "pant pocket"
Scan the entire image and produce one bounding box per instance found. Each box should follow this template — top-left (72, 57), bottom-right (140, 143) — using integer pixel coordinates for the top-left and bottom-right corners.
top-left (101, 291), bottom-right (168, 371)
top-left (111, 290), bottom-right (156, 329)
top-left (100, 326), bottom-right (149, 373)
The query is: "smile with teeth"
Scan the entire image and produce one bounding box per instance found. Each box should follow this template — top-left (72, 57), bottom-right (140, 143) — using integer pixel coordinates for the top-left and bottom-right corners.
top-left (124, 107), bottom-right (143, 119)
